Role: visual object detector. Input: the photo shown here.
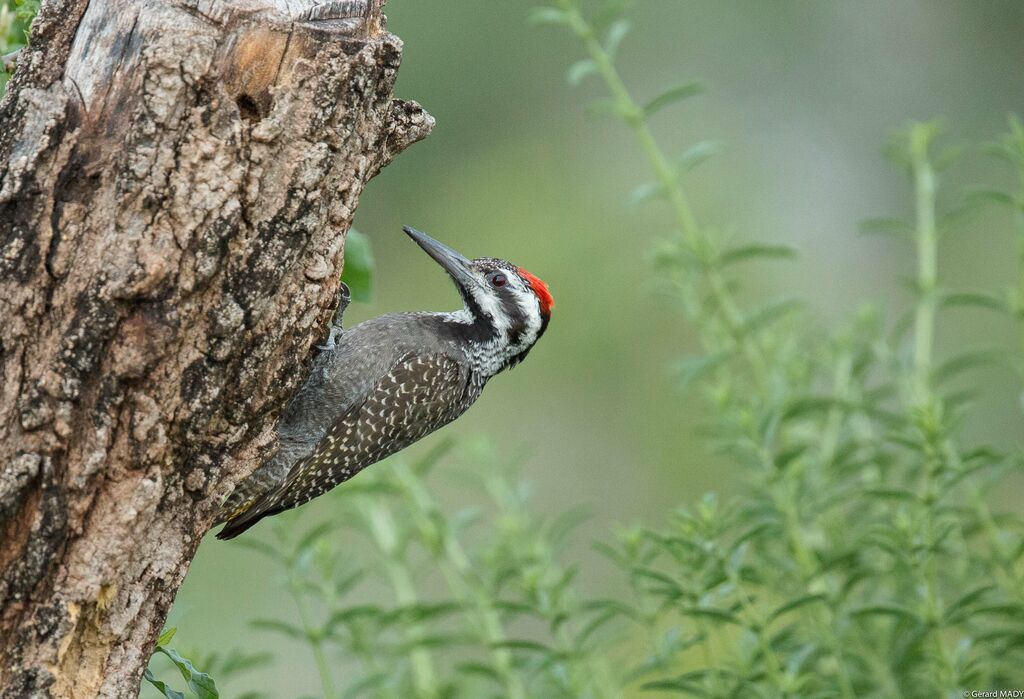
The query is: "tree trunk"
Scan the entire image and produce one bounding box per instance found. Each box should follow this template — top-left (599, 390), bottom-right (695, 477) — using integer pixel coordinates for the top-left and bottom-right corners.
top-left (0, 0), bottom-right (431, 695)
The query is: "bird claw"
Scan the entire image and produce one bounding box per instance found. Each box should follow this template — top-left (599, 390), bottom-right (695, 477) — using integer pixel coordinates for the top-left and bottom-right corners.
top-left (319, 327), bottom-right (342, 351)
top-left (333, 282), bottom-right (351, 325)
top-left (319, 282), bottom-right (351, 351)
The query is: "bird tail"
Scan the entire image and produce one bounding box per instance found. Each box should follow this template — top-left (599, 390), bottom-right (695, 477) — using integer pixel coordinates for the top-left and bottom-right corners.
top-left (214, 450), bottom-right (294, 539)
top-left (215, 493), bottom-right (285, 540)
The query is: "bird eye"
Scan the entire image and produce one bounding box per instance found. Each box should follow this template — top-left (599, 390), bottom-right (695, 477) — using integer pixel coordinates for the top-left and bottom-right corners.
top-left (490, 272), bottom-right (507, 288)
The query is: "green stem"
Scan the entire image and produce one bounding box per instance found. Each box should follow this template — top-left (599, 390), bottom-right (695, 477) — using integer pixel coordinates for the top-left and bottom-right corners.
top-left (271, 521), bottom-right (338, 699)
top-left (721, 561), bottom-right (790, 696)
top-left (1014, 148), bottom-right (1024, 378)
top-left (970, 486), bottom-right (1023, 602)
top-left (910, 125), bottom-right (938, 405)
top-left (392, 464), bottom-right (529, 699)
top-left (776, 485), bottom-right (857, 699)
top-left (559, 0), bottom-right (768, 384)
top-left (287, 576), bottom-right (337, 699)
top-left (364, 502), bottom-right (439, 698)
top-left (908, 124), bottom-right (956, 691)
top-left (484, 471), bottom-right (620, 698)
top-left (1006, 116), bottom-right (1024, 367)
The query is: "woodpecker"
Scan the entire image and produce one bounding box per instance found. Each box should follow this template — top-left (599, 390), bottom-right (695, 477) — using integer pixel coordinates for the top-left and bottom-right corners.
top-left (215, 227), bottom-right (554, 539)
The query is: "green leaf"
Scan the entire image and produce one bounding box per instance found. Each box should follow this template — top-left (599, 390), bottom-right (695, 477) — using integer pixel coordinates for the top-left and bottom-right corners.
top-left (14, 0), bottom-right (40, 24)
top-left (584, 598), bottom-right (642, 622)
top-left (411, 434), bottom-right (456, 475)
top-left (768, 594), bottom-right (828, 622)
top-left (643, 83), bottom-right (704, 118)
top-left (527, 6), bottom-right (568, 25)
top-left (940, 291), bottom-right (1009, 314)
top-left (574, 608), bottom-right (621, 648)
top-left (630, 566), bottom-right (683, 595)
top-left (719, 243), bottom-right (798, 267)
top-left (592, 541), bottom-right (628, 565)
top-left (933, 348), bottom-right (1005, 385)
top-left (944, 584), bottom-right (997, 623)
top-left (490, 639), bottom-right (554, 654)
top-left (604, 19), bottom-right (630, 57)
top-left (341, 229), bottom-right (374, 302)
top-left (672, 351), bottom-right (731, 392)
top-left (547, 504), bottom-right (593, 549)
top-left (566, 59), bottom-right (597, 86)
top-left (851, 604), bottom-right (922, 624)
top-left (963, 187), bottom-right (1018, 209)
top-left (730, 520), bottom-right (779, 550)
top-left (628, 181), bottom-right (667, 206)
top-left (156, 647), bottom-right (219, 699)
top-left (292, 521), bottom-right (335, 561)
top-left (144, 669), bottom-right (186, 699)
top-left (325, 605), bottom-right (386, 633)
top-left (215, 649), bottom-right (274, 677)
top-left (677, 140), bottom-right (724, 172)
top-left (969, 603), bottom-right (1024, 619)
top-left (400, 633), bottom-right (474, 650)
top-left (333, 568), bottom-right (365, 598)
top-left (681, 606), bottom-right (741, 625)
top-left (928, 143), bottom-right (962, 172)
top-left (863, 487), bottom-right (919, 502)
top-left (156, 627), bottom-right (177, 647)
top-left (781, 395), bottom-right (843, 419)
top-left (384, 601), bottom-right (462, 625)
top-left (342, 671), bottom-right (390, 699)
top-left (641, 670), bottom-right (718, 694)
top-left (456, 662), bottom-right (503, 685)
top-left (736, 297), bottom-right (802, 336)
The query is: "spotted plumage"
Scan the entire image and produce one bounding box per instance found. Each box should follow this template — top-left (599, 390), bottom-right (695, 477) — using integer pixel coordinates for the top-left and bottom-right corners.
top-left (215, 227), bottom-right (553, 539)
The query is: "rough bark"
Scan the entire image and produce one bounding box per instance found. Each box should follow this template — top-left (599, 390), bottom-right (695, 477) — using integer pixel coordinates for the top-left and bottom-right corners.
top-left (0, 0), bottom-right (432, 695)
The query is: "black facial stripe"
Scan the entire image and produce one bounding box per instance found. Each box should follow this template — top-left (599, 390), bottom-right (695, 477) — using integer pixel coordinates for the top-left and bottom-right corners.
top-left (508, 311), bottom-right (549, 368)
top-left (437, 308), bottom-right (496, 345)
top-left (499, 289), bottom-right (530, 347)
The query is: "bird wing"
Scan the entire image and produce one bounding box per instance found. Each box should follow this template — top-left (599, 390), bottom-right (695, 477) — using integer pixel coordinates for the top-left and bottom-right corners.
top-left (217, 351), bottom-right (470, 539)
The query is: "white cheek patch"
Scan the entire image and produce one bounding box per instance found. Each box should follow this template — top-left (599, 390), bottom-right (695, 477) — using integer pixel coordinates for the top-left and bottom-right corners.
top-left (513, 292), bottom-right (543, 351)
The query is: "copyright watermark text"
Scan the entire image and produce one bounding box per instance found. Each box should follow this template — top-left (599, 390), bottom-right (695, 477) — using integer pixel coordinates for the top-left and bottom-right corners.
top-left (964, 692), bottom-right (1024, 698)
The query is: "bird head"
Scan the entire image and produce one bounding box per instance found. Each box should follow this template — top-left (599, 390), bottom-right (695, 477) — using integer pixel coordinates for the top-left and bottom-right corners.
top-left (403, 226), bottom-right (553, 372)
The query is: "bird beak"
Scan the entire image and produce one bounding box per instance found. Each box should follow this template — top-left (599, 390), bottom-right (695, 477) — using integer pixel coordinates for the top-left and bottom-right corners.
top-left (403, 226), bottom-right (477, 290)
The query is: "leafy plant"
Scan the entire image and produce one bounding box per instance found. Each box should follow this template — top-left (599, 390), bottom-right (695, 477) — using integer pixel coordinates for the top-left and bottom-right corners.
top-left (144, 628), bottom-right (220, 699)
top-left (530, 1), bottom-right (1024, 696)
top-left (237, 438), bottom-right (615, 699)
top-left (342, 229), bottom-right (376, 303)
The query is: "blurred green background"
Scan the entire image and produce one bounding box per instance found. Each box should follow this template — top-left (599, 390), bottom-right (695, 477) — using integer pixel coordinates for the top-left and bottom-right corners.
top-left (172, 1), bottom-right (1024, 695)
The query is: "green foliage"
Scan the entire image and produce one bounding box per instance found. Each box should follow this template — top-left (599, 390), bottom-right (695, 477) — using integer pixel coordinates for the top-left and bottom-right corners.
top-left (980, 114), bottom-right (1024, 377)
top-left (236, 437), bottom-right (616, 699)
top-left (0, 0), bottom-right (37, 95)
top-left (341, 229), bottom-right (375, 303)
top-left (144, 629), bottom-right (222, 699)
top-left (528, 1), bottom-right (1024, 696)
top-left (145, 631), bottom-right (272, 699)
